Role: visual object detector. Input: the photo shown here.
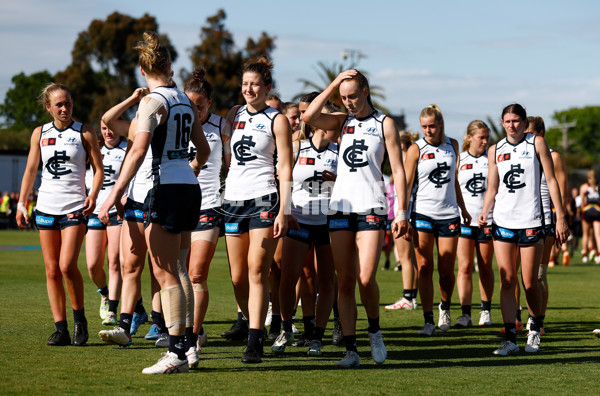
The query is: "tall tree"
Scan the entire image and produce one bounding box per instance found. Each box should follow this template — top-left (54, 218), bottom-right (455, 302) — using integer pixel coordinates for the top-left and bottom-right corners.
top-left (55, 12), bottom-right (176, 124)
top-left (545, 106), bottom-right (600, 169)
top-left (294, 61), bottom-right (389, 114)
top-left (181, 9), bottom-right (276, 116)
top-left (0, 71), bottom-right (54, 130)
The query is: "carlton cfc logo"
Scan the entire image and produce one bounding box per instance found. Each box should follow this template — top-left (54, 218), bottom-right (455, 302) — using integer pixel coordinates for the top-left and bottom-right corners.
top-left (503, 164), bottom-right (526, 193)
top-left (465, 173), bottom-right (486, 196)
top-left (233, 135), bottom-right (257, 165)
top-left (428, 162), bottom-right (451, 188)
top-left (46, 150), bottom-right (71, 179)
top-left (342, 139), bottom-right (369, 172)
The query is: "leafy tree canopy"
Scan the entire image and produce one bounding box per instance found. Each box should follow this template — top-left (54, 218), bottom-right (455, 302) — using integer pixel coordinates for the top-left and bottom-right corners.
top-left (0, 71), bottom-right (54, 130)
top-left (180, 9), bottom-right (276, 116)
top-left (55, 12), bottom-right (176, 125)
top-left (545, 106), bottom-right (600, 169)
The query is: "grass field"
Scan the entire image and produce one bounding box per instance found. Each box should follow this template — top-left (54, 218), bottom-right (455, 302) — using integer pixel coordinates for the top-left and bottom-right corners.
top-left (1, 229), bottom-right (599, 395)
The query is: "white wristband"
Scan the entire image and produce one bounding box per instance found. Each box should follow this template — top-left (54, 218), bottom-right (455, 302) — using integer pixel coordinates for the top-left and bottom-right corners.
top-left (395, 210), bottom-right (408, 221)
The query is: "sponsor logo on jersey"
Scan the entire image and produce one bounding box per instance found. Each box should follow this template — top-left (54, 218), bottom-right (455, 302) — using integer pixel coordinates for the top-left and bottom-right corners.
top-left (526, 229), bottom-right (536, 237)
top-left (343, 126), bottom-right (355, 135)
top-left (66, 137), bottom-right (78, 145)
top-left (449, 223), bottom-right (458, 230)
top-left (329, 219), bottom-right (349, 229)
top-left (364, 126), bottom-right (379, 136)
top-left (484, 227), bottom-right (491, 234)
top-left (36, 215), bottom-right (55, 226)
top-left (421, 153), bottom-right (435, 161)
top-left (366, 215), bottom-right (381, 223)
top-left (497, 153), bottom-right (511, 162)
top-left (342, 139), bottom-right (369, 172)
top-left (41, 138), bottom-right (57, 147)
top-left (225, 223), bottom-right (239, 233)
top-left (299, 157), bottom-right (315, 165)
top-left (205, 132), bottom-right (217, 141)
top-left (255, 124), bottom-right (266, 130)
top-left (288, 228), bottom-right (310, 239)
top-left (496, 227), bottom-right (515, 239)
top-left (167, 149), bottom-right (188, 160)
top-left (233, 121), bottom-right (246, 130)
top-left (460, 226), bottom-right (472, 235)
top-left (199, 215), bottom-right (214, 223)
top-left (415, 219), bottom-right (433, 230)
top-left (460, 163), bottom-right (473, 170)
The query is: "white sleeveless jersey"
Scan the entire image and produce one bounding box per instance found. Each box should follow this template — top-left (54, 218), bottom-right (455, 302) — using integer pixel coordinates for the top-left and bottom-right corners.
top-left (291, 139), bottom-right (338, 225)
top-left (224, 105), bottom-right (278, 200)
top-left (586, 186), bottom-right (600, 205)
top-left (189, 113), bottom-right (224, 210)
top-left (329, 111), bottom-right (387, 213)
top-left (411, 137), bottom-right (459, 220)
top-left (458, 151), bottom-right (491, 226)
top-left (94, 140), bottom-right (128, 214)
top-left (493, 134), bottom-right (543, 228)
top-left (37, 121), bottom-right (87, 214)
top-left (540, 149), bottom-right (553, 224)
top-left (127, 149), bottom-right (153, 204)
top-left (146, 86), bottom-right (198, 187)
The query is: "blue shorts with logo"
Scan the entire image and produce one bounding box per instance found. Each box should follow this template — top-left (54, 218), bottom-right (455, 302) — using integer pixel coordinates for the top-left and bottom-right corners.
top-left (327, 210), bottom-right (387, 232)
top-left (287, 222), bottom-right (330, 245)
top-left (124, 198), bottom-right (146, 224)
top-left (411, 212), bottom-right (460, 237)
top-left (88, 212), bottom-right (121, 230)
top-left (460, 225), bottom-right (492, 242)
top-left (223, 193), bottom-right (279, 235)
top-left (34, 209), bottom-right (87, 231)
top-left (492, 224), bottom-right (545, 246)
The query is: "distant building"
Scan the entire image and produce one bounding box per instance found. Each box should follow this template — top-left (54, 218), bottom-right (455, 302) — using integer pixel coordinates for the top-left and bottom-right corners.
top-left (0, 154), bottom-right (40, 192)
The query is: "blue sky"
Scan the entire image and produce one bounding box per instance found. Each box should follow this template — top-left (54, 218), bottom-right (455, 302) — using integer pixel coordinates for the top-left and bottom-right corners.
top-left (1, 0), bottom-right (599, 139)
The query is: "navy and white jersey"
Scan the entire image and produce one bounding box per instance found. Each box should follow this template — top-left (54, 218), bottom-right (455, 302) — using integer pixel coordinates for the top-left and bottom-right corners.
top-left (586, 186), bottom-right (600, 205)
top-left (37, 121), bottom-right (87, 214)
top-left (94, 140), bottom-right (128, 215)
top-left (539, 148), bottom-right (553, 224)
top-left (146, 86), bottom-right (198, 187)
top-left (493, 133), bottom-right (543, 228)
top-left (127, 149), bottom-right (153, 204)
top-left (291, 139), bottom-right (338, 225)
top-left (224, 105), bottom-right (278, 200)
top-left (458, 151), bottom-right (491, 226)
top-left (411, 137), bottom-right (459, 220)
top-left (189, 113), bottom-right (224, 210)
top-left (329, 111), bottom-right (387, 214)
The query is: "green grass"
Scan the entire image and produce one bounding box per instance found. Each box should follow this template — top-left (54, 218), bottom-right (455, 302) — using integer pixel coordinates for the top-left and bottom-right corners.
top-left (1, 230), bottom-right (599, 395)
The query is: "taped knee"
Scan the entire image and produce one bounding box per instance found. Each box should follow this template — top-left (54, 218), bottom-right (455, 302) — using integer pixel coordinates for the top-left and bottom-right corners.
top-left (193, 280), bottom-right (208, 293)
top-left (160, 284), bottom-right (186, 335)
top-left (180, 277), bottom-right (195, 327)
